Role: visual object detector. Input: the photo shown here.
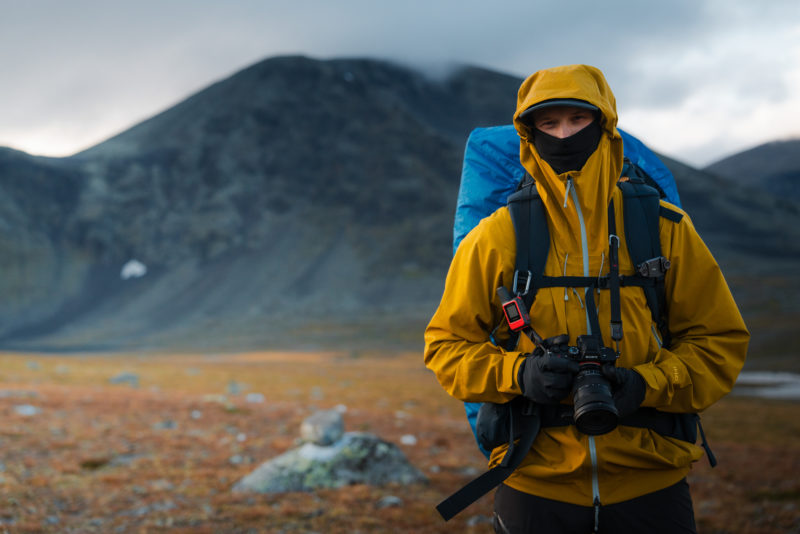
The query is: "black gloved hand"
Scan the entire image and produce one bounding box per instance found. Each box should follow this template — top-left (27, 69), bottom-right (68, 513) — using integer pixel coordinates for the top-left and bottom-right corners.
top-left (602, 366), bottom-right (646, 418)
top-left (518, 351), bottom-right (580, 404)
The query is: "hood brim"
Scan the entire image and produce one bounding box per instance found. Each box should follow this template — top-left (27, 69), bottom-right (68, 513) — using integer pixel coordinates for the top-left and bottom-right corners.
top-left (518, 98), bottom-right (599, 123)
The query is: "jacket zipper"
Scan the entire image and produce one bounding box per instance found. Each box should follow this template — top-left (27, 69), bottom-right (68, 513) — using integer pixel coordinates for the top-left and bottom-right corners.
top-left (567, 178), bottom-right (593, 336)
top-left (566, 176), bottom-right (603, 518)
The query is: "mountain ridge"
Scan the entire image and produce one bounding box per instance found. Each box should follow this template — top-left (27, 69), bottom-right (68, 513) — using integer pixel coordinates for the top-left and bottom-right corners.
top-left (0, 55), bottom-right (797, 369)
top-left (704, 139), bottom-right (800, 200)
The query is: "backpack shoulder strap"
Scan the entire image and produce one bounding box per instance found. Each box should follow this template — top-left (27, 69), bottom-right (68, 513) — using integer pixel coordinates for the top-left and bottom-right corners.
top-left (506, 177), bottom-right (549, 308)
top-left (490, 176), bottom-right (550, 351)
top-left (617, 178), bottom-right (682, 347)
top-left (618, 179), bottom-right (661, 262)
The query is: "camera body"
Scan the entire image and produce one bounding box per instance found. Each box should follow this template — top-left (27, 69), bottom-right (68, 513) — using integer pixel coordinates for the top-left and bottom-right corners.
top-left (547, 335), bottom-right (619, 435)
top-left (496, 286), bottom-right (620, 435)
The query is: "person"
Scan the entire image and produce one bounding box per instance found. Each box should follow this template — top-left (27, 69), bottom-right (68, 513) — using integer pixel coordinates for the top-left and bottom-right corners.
top-left (423, 64), bottom-right (749, 533)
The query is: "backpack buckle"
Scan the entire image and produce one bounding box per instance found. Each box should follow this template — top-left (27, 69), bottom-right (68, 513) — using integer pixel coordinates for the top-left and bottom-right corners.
top-left (636, 256), bottom-right (671, 277)
top-left (512, 270), bottom-right (532, 296)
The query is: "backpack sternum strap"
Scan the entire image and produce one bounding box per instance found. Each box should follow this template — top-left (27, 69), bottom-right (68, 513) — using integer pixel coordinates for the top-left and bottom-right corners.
top-left (504, 177), bottom-right (675, 349)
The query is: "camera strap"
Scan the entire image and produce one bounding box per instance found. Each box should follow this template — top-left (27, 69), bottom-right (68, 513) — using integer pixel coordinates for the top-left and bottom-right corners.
top-left (436, 402), bottom-right (542, 521)
top-left (607, 201), bottom-right (623, 348)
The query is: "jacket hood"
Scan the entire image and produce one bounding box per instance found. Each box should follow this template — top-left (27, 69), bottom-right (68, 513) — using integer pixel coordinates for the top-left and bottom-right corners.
top-left (513, 65), bottom-right (624, 255)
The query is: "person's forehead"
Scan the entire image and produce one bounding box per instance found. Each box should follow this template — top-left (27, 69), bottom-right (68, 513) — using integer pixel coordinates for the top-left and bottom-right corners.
top-left (533, 105), bottom-right (593, 121)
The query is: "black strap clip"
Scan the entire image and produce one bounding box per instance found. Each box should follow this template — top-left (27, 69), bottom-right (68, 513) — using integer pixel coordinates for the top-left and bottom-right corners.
top-left (636, 256), bottom-right (671, 278)
top-left (512, 270), bottom-right (532, 296)
top-left (610, 322), bottom-right (623, 342)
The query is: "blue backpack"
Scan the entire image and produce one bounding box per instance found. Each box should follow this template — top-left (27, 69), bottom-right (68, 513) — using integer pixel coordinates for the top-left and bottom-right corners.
top-left (453, 125), bottom-right (682, 459)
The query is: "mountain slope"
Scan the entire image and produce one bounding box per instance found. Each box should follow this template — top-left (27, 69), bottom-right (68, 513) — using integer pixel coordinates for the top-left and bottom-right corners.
top-left (0, 57), bottom-right (522, 350)
top-left (704, 139), bottom-right (800, 199)
top-left (0, 56), bottom-right (797, 368)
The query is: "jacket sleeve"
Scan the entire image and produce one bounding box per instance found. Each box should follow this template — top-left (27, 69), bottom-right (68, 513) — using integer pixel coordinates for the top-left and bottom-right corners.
top-left (423, 208), bottom-right (526, 403)
top-left (634, 206), bottom-right (749, 412)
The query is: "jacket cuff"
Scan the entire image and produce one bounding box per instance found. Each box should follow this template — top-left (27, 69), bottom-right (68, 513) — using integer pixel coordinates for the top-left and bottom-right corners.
top-left (631, 362), bottom-right (667, 407)
top-left (509, 354), bottom-right (526, 395)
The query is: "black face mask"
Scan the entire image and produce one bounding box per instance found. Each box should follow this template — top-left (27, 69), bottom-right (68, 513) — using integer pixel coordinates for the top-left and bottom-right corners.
top-left (533, 120), bottom-right (602, 174)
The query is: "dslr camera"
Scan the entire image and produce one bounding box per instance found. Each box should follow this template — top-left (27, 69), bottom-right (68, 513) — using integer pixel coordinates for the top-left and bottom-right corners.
top-left (498, 287), bottom-right (620, 435)
top-left (552, 335), bottom-right (619, 435)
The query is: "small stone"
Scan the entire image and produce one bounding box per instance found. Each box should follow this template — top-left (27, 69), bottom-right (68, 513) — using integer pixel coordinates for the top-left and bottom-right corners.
top-left (109, 372), bottom-right (139, 388)
top-left (467, 515), bottom-right (493, 527)
top-left (153, 420), bottom-right (177, 430)
top-left (227, 381), bottom-right (245, 395)
top-left (400, 434), bottom-right (417, 446)
top-left (14, 405), bottom-right (40, 417)
top-left (300, 410), bottom-right (344, 446)
top-left (459, 466), bottom-right (480, 477)
top-left (245, 393), bottom-right (265, 403)
top-left (377, 495), bottom-right (403, 508)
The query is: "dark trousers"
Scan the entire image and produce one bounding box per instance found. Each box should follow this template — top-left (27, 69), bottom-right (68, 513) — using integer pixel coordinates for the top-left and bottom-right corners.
top-left (493, 479), bottom-right (697, 534)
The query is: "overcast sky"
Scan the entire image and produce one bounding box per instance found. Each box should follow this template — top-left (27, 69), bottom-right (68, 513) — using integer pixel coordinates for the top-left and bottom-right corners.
top-left (1, 0), bottom-right (798, 167)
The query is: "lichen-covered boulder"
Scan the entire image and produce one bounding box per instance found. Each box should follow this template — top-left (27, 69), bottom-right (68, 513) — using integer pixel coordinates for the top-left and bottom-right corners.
top-left (232, 432), bottom-right (427, 493)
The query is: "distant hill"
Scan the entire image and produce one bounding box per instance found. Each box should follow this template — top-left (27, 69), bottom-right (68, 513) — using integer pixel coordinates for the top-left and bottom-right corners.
top-left (0, 55), bottom-right (797, 369)
top-left (0, 56), bottom-right (521, 351)
top-left (704, 139), bottom-right (800, 199)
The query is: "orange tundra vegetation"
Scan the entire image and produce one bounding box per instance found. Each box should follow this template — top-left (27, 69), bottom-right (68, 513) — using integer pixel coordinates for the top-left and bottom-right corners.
top-left (0, 351), bottom-right (798, 533)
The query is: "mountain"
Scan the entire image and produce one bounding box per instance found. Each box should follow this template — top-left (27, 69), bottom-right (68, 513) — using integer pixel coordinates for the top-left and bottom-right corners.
top-left (0, 55), bottom-right (797, 369)
top-left (704, 139), bottom-right (800, 199)
top-left (0, 56), bottom-right (521, 351)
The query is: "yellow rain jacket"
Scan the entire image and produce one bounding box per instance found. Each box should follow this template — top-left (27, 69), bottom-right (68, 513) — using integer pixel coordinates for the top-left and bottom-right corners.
top-left (424, 64), bottom-right (749, 506)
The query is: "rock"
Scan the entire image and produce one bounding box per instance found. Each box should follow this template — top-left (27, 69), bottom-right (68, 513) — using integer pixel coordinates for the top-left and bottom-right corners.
top-left (231, 432), bottom-right (428, 493)
top-left (245, 393), bottom-right (265, 403)
top-left (109, 372), bottom-right (139, 387)
top-left (467, 515), bottom-right (493, 527)
top-left (400, 434), bottom-right (417, 446)
top-left (300, 410), bottom-right (344, 446)
top-left (0, 390), bottom-right (39, 399)
top-left (153, 419), bottom-right (177, 430)
top-left (377, 495), bottom-right (404, 509)
top-left (14, 404), bottom-right (41, 416)
top-left (227, 381), bottom-right (245, 395)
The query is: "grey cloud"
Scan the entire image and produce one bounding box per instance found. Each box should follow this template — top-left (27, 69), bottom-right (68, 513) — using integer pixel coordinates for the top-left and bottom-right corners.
top-left (0, 0), bottom-right (798, 161)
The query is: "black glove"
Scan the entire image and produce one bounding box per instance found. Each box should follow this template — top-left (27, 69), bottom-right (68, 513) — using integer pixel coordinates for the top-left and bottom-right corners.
top-left (602, 366), bottom-right (646, 418)
top-left (518, 351), bottom-right (580, 404)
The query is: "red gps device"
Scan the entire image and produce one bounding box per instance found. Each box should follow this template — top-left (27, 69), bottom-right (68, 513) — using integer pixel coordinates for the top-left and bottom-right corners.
top-left (501, 295), bottom-right (530, 332)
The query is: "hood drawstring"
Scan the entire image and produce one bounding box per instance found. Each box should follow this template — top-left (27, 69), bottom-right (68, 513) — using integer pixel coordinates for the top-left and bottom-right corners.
top-left (563, 177), bottom-right (573, 208)
top-left (562, 252), bottom-right (585, 309)
top-left (572, 288), bottom-right (585, 309)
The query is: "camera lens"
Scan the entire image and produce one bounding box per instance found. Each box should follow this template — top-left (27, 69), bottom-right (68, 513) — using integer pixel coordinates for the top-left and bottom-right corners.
top-left (572, 366), bottom-right (618, 435)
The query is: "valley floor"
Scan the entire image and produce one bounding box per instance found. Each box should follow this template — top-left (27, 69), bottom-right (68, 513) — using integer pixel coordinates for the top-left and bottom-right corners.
top-left (0, 351), bottom-right (798, 533)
